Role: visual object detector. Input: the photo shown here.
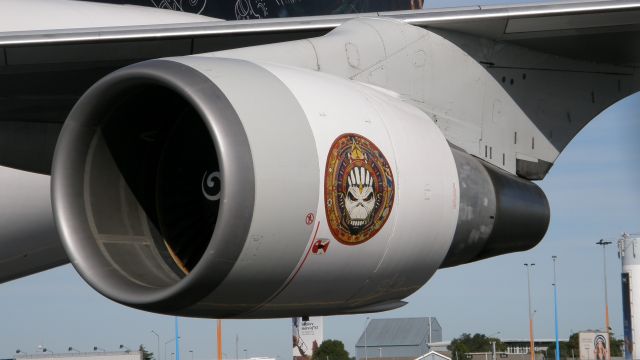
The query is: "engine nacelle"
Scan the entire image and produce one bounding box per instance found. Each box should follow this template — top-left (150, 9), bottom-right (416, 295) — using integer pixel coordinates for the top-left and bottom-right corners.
top-left (52, 56), bottom-right (461, 318)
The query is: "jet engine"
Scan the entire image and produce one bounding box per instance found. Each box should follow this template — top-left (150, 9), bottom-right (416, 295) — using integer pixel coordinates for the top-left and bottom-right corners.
top-left (51, 55), bottom-right (548, 318)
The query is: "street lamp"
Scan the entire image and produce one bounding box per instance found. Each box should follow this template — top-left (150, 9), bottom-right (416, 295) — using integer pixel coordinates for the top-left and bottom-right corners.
top-left (151, 331), bottom-right (161, 360)
top-left (189, 350), bottom-right (194, 360)
top-left (165, 337), bottom-right (180, 360)
top-left (378, 348), bottom-right (382, 359)
top-left (488, 332), bottom-right (500, 360)
top-left (364, 317), bottom-right (371, 360)
top-left (525, 263), bottom-right (536, 360)
top-left (243, 349), bottom-right (248, 359)
top-left (235, 335), bottom-right (239, 360)
top-left (552, 256), bottom-right (560, 360)
top-left (596, 238), bottom-right (612, 360)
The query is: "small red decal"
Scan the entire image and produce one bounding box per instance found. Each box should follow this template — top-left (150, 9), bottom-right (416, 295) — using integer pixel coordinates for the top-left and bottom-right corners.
top-left (312, 239), bottom-right (330, 255)
top-left (305, 212), bottom-right (315, 225)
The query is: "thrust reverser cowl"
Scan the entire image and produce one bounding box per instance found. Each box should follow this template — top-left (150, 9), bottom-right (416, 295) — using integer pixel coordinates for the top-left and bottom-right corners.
top-left (51, 57), bottom-right (460, 318)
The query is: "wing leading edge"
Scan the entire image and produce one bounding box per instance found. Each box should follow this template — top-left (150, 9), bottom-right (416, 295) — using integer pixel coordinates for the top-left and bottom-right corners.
top-left (2, 0), bottom-right (639, 65)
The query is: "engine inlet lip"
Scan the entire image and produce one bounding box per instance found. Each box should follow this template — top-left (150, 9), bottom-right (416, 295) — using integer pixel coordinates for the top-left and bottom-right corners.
top-left (52, 59), bottom-right (255, 313)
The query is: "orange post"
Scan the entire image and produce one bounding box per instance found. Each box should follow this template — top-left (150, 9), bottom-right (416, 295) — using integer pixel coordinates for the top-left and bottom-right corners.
top-left (525, 263), bottom-right (536, 360)
top-left (217, 320), bottom-right (223, 360)
top-left (596, 239), bottom-right (612, 360)
top-left (529, 318), bottom-right (535, 360)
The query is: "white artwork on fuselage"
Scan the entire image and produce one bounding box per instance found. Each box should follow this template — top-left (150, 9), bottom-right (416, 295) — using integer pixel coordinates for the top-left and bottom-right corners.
top-left (234, 0), bottom-right (268, 19)
top-left (150, 0), bottom-right (208, 14)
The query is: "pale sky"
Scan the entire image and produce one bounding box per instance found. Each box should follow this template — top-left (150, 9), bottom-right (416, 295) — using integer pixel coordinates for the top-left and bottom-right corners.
top-left (1, 2), bottom-right (639, 360)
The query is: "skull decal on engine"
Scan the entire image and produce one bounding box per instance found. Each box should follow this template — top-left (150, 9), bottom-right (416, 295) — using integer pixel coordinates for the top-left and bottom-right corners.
top-left (325, 133), bottom-right (394, 245)
top-left (345, 167), bottom-right (376, 230)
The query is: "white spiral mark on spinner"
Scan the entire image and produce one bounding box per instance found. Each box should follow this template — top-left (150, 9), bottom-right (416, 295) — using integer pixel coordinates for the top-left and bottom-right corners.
top-left (202, 171), bottom-right (221, 201)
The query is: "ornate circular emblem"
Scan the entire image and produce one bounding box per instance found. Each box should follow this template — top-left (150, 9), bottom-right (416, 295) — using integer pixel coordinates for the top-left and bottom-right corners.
top-left (324, 133), bottom-right (394, 245)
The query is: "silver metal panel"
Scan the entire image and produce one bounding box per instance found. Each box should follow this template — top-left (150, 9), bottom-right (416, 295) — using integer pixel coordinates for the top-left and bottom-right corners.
top-left (0, 16), bottom-right (341, 46)
top-left (0, 166), bottom-right (67, 283)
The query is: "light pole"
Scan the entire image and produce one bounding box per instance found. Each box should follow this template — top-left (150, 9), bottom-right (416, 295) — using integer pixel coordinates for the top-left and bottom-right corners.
top-left (166, 338), bottom-right (177, 360)
top-left (525, 263), bottom-right (536, 360)
top-left (189, 350), bottom-right (194, 360)
top-left (151, 330), bottom-right (161, 360)
top-left (552, 256), bottom-right (560, 360)
top-left (175, 317), bottom-right (181, 360)
top-left (378, 348), bottom-right (382, 359)
top-left (596, 239), bottom-right (612, 360)
top-left (243, 349), bottom-right (248, 359)
top-left (489, 332), bottom-right (500, 360)
top-left (364, 317), bottom-right (371, 360)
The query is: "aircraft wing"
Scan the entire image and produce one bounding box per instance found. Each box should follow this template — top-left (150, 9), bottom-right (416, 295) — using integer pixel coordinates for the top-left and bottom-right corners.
top-left (2, 0), bottom-right (639, 64)
top-left (1, 0), bottom-right (639, 174)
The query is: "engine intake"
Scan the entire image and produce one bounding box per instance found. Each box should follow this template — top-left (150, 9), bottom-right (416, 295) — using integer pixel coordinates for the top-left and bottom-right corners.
top-left (52, 60), bottom-right (255, 313)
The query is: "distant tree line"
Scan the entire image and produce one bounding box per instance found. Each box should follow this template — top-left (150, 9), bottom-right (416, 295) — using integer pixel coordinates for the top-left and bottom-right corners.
top-left (448, 333), bottom-right (505, 360)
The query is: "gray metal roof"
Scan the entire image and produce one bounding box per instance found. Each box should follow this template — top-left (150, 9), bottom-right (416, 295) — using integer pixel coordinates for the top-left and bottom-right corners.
top-left (355, 317), bottom-right (440, 347)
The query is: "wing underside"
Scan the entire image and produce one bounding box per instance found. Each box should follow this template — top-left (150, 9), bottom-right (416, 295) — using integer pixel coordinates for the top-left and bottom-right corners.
top-left (0, 0), bottom-right (638, 175)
